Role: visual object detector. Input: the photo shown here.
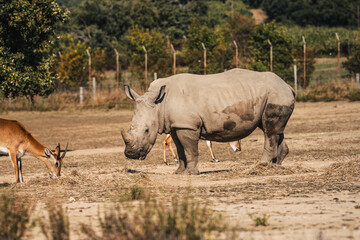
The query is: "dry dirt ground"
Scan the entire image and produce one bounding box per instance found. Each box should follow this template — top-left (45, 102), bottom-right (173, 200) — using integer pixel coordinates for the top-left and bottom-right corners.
top-left (1, 101), bottom-right (360, 240)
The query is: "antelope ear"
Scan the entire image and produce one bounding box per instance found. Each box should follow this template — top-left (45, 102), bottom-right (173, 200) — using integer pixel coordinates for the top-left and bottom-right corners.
top-left (55, 144), bottom-right (60, 156)
top-left (124, 85), bottom-right (140, 101)
top-left (45, 148), bottom-right (52, 158)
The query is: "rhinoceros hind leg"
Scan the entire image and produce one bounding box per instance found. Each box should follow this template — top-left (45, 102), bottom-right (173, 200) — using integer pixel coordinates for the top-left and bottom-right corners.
top-left (276, 136), bottom-right (289, 165)
top-left (260, 134), bottom-right (279, 163)
top-left (260, 103), bottom-right (294, 164)
top-left (172, 129), bottom-right (200, 175)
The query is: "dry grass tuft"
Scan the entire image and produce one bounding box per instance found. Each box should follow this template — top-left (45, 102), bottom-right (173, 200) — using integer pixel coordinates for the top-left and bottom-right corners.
top-left (323, 159), bottom-right (360, 179)
top-left (82, 190), bottom-right (226, 240)
top-left (243, 162), bottom-right (295, 176)
top-left (40, 201), bottom-right (70, 240)
top-left (0, 192), bottom-right (34, 240)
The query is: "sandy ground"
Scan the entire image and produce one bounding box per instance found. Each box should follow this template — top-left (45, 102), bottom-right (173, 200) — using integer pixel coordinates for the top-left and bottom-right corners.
top-left (0, 101), bottom-right (360, 240)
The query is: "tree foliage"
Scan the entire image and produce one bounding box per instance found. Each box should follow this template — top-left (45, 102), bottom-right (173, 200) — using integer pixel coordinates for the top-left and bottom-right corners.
top-left (127, 26), bottom-right (172, 87)
top-left (249, 21), bottom-right (295, 82)
top-left (244, 0), bottom-right (360, 27)
top-left (0, 0), bottom-right (68, 101)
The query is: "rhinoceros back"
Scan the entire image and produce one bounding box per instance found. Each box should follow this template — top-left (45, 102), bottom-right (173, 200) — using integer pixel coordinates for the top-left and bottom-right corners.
top-left (148, 69), bottom-right (294, 141)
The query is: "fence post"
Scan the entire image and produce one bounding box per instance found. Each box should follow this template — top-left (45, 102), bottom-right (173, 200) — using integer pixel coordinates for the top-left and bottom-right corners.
top-left (142, 45), bottom-right (148, 87)
top-left (86, 49), bottom-right (91, 92)
top-left (356, 73), bottom-right (360, 89)
top-left (154, 72), bottom-right (157, 81)
top-left (267, 39), bottom-right (272, 72)
top-left (302, 36), bottom-right (306, 88)
top-left (233, 40), bottom-right (239, 68)
top-left (294, 65), bottom-right (297, 94)
top-left (114, 48), bottom-right (120, 90)
top-left (80, 87), bottom-right (84, 104)
top-left (201, 43), bottom-right (206, 75)
top-left (92, 77), bottom-right (96, 100)
top-left (170, 44), bottom-right (176, 75)
top-left (335, 33), bottom-right (341, 83)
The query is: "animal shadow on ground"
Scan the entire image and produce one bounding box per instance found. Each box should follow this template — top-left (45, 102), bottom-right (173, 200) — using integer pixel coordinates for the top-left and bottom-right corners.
top-left (0, 183), bottom-right (11, 188)
top-left (200, 169), bottom-right (230, 175)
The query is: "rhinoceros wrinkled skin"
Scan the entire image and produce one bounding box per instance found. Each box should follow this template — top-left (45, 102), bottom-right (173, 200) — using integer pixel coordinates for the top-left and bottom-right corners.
top-left (121, 68), bottom-right (295, 175)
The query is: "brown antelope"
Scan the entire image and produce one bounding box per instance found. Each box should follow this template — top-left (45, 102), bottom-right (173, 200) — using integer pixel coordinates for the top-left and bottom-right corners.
top-left (162, 134), bottom-right (241, 165)
top-left (0, 118), bottom-right (68, 183)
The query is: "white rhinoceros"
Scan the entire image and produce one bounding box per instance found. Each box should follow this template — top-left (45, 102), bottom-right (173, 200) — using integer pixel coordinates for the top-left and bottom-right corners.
top-left (121, 69), bottom-right (295, 175)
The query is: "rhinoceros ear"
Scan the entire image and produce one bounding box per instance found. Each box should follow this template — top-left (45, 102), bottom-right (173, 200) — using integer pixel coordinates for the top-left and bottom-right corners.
top-left (154, 85), bottom-right (166, 104)
top-left (124, 85), bottom-right (140, 101)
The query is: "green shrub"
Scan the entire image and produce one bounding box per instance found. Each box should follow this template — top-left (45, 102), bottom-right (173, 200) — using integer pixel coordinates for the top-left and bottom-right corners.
top-left (249, 213), bottom-right (270, 227)
top-left (346, 89), bottom-right (360, 101)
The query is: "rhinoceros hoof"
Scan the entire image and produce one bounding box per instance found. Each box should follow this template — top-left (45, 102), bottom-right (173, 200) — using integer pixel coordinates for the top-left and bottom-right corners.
top-left (182, 168), bottom-right (200, 175)
top-left (174, 167), bottom-right (186, 174)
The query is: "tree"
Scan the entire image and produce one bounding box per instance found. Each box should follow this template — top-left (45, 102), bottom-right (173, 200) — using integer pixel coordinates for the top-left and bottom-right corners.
top-left (182, 20), bottom-right (232, 74)
top-left (0, 0), bottom-right (68, 102)
top-left (127, 26), bottom-right (172, 87)
top-left (225, 12), bottom-right (256, 68)
top-left (54, 35), bottom-right (107, 89)
top-left (343, 41), bottom-right (360, 75)
top-left (249, 21), bottom-right (294, 82)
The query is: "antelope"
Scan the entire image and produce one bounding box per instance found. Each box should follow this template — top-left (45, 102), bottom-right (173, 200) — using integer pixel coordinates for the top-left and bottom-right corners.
top-left (162, 134), bottom-right (241, 165)
top-left (0, 118), bottom-right (68, 183)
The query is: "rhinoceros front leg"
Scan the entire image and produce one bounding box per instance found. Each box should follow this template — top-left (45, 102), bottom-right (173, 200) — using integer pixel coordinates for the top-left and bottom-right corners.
top-left (171, 131), bottom-right (186, 174)
top-left (171, 129), bottom-right (200, 175)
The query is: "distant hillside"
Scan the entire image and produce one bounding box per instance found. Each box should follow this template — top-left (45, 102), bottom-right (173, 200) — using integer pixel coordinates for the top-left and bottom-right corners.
top-left (242, 0), bottom-right (360, 27)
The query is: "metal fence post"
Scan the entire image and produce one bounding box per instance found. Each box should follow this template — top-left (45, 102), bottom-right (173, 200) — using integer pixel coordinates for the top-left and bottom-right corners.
top-left (267, 39), bottom-right (272, 72)
top-left (302, 36), bottom-right (306, 88)
top-left (92, 77), bottom-right (96, 100)
top-left (335, 33), bottom-right (341, 83)
top-left (201, 43), bottom-right (206, 75)
top-left (80, 87), bottom-right (84, 104)
top-left (142, 46), bottom-right (148, 87)
top-left (294, 65), bottom-right (297, 94)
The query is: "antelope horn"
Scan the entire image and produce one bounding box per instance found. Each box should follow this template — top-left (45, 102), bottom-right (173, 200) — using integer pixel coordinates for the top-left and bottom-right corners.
top-left (61, 143), bottom-right (69, 158)
top-left (121, 128), bottom-right (131, 145)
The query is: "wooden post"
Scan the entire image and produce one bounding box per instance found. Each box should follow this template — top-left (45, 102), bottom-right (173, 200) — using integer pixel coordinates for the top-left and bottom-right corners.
top-left (357, 5), bottom-right (360, 28)
top-left (114, 48), bottom-right (119, 90)
top-left (86, 49), bottom-right (91, 91)
top-left (302, 36), bottom-right (306, 88)
top-left (154, 72), bottom-right (157, 81)
top-left (356, 73), bottom-right (360, 89)
top-left (294, 65), bottom-right (297, 94)
top-left (267, 39), bottom-right (272, 72)
top-left (336, 33), bottom-right (341, 83)
top-left (233, 40), bottom-right (239, 68)
top-left (201, 42), bottom-right (206, 75)
top-left (170, 44), bottom-right (176, 75)
top-left (92, 77), bottom-right (96, 100)
top-left (142, 46), bottom-right (148, 87)
top-left (80, 87), bottom-right (84, 104)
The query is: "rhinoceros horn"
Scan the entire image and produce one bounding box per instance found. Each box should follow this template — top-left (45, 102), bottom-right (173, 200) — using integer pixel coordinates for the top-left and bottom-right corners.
top-left (121, 128), bottom-right (132, 145)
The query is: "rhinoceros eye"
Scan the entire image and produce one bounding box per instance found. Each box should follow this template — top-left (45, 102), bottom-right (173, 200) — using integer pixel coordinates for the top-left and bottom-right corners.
top-left (145, 128), bottom-right (149, 134)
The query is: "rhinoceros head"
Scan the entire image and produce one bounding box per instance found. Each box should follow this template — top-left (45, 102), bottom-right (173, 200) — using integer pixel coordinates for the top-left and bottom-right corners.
top-left (121, 85), bottom-right (166, 160)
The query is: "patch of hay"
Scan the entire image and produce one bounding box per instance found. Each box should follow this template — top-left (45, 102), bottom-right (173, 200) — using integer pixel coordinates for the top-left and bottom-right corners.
top-left (244, 162), bottom-right (295, 176)
top-left (323, 159), bottom-right (360, 178)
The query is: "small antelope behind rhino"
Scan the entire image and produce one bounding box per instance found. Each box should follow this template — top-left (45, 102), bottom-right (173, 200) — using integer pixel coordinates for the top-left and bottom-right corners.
top-left (162, 134), bottom-right (241, 165)
top-left (0, 118), bottom-right (68, 183)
